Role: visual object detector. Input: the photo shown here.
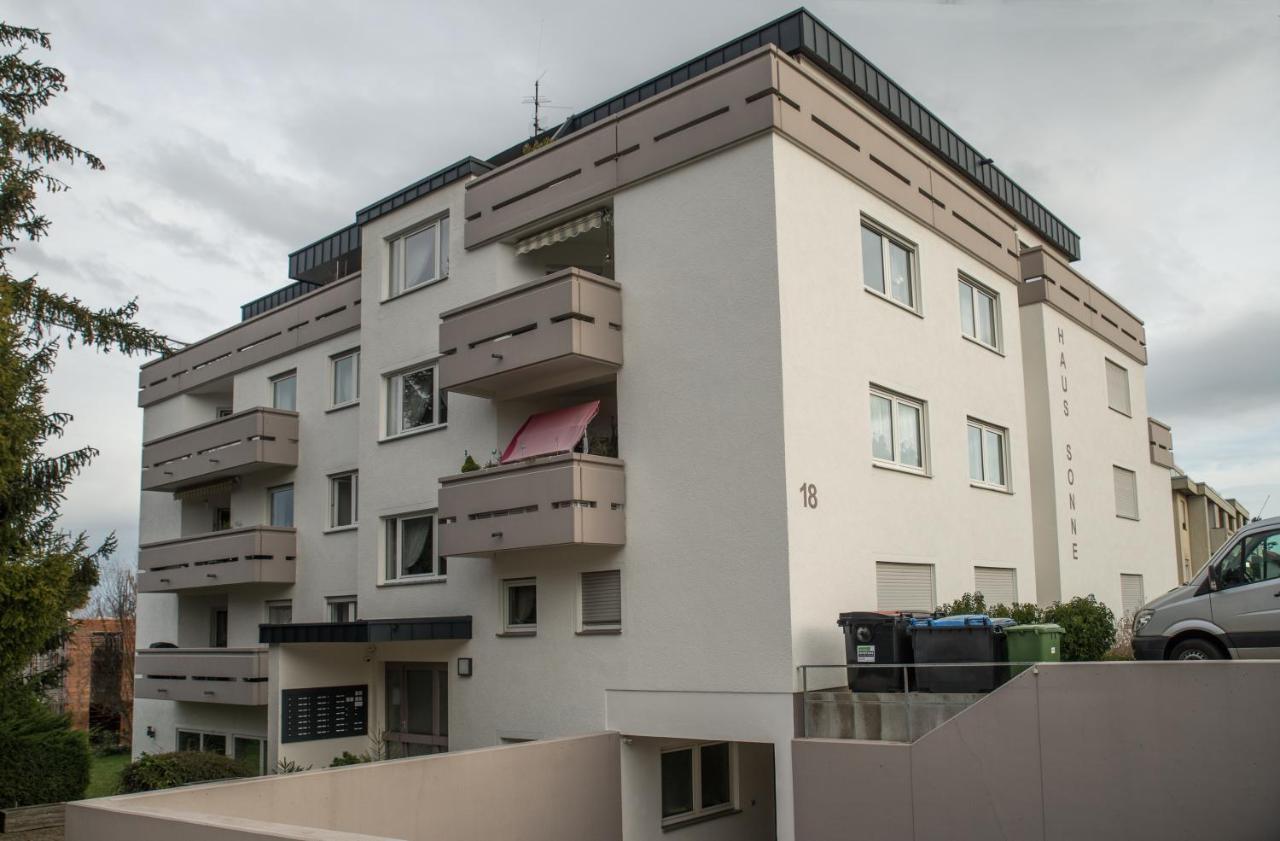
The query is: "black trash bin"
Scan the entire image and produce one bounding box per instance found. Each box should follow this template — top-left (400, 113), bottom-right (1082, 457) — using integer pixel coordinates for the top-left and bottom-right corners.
top-left (908, 615), bottom-right (1014, 693)
top-left (837, 611), bottom-right (917, 692)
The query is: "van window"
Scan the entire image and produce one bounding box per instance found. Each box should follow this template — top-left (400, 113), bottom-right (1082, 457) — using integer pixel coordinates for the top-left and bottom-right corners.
top-left (1218, 531), bottom-right (1280, 590)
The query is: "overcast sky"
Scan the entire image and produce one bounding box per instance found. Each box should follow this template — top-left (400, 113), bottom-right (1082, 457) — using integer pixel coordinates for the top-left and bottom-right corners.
top-left (5, 0), bottom-right (1278, 577)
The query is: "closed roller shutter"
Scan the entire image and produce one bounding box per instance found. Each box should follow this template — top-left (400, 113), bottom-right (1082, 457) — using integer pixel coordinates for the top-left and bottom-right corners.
top-left (581, 570), bottom-right (621, 628)
top-left (1105, 359), bottom-right (1131, 415)
top-left (1120, 574), bottom-right (1145, 620)
top-left (876, 562), bottom-right (935, 613)
top-left (974, 566), bottom-right (1018, 607)
top-left (1113, 466), bottom-right (1139, 519)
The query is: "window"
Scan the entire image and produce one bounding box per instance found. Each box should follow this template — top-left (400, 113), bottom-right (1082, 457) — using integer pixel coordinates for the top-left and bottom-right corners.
top-left (580, 570), bottom-right (621, 631)
top-left (213, 507), bottom-right (231, 531)
top-left (861, 221), bottom-right (917, 311)
top-left (974, 566), bottom-right (1018, 606)
top-left (876, 562), bottom-right (936, 613)
top-left (870, 388), bottom-right (926, 472)
top-left (387, 364), bottom-right (447, 437)
top-left (332, 349), bottom-right (359, 407)
top-left (265, 600), bottom-right (292, 625)
top-left (234, 736), bottom-right (266, 775)
top-left (958, 276), bottom-right (999, 349)
top-left (967, 420), bottom-right (1008, 489)
top-left (327, 596), bottom-right (357, 623)
top-left (1213, 504), bottom-right (1223, 529)
top-left (1105, 359), bottom-right (1131, 416)
top-left (1120, 574), bottom-right (1145, 620)
top-left (1113, 466), bottom-right (1139, 520)
top-left (269, 484), bottom-right (294, 528)
top-left (176, 729), bottom-right (225, 754)
top-left (329, 472), bottom-right (358, 529)
top-left (385, 513), bottom-right (446, 580)
top-left (388, 216), bottom-right (449, 296)
top-left (661, 742), bottom-right (736, 826)
top-left (502, 578), bottom-right (537, 634)
top-left (1216, 531), bottom-right (1280, 590)
top-left (271, 371), bottom-right (297, 411)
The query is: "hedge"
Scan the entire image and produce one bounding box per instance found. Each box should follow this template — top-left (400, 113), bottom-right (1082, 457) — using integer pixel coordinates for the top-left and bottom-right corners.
top-left (936, 592), bottom-right (1118, 662)
top-left (0, 706), bottom-right (90, 807)
top-left (118, 751), bottom-right (255, 794)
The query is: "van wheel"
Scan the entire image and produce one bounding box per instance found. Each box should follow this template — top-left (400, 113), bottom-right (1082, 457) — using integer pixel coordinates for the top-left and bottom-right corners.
top-left (1169, 639), bottom-right (1223, 661)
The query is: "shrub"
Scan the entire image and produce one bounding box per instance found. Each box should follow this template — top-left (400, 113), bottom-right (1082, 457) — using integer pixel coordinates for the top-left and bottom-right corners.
top-left (935, 593), bottom-right (1044, 625)
top-left (118, 751), bottom-right (254, 793)
top-left (0, 701), bottom-right (91, 807)
top-left (1043, 595), bottom-right (1116, 662)
top-left (330, 751), bottom-right (368, 767)
top-left (274, 757), bottom-right (311, 774)
top-left (460, 451), bottom-right (481, 473)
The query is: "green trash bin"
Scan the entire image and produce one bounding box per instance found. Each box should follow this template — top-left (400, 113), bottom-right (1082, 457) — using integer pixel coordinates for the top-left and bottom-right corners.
top-left (1004, 623), bottom-right (1063, 676)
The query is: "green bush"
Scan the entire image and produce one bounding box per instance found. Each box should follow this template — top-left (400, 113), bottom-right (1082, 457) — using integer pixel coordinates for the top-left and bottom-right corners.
top-left (0, 701), bottom-right (91, 807)
top-left (118, 751), bottom-right (254, 793)
top-left (935, 592), bottom-right (1044, 625)
top-left (330, 751), bottom-right (369, 767)
top-left (1043, 595), bottom-right (1116, 661)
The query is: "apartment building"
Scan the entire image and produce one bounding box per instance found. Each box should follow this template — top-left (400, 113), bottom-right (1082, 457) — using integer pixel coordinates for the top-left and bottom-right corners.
top-left (130, 11), bottom-right (1177, 839)
top-left (1170, 468), bottom-right (1251, 584)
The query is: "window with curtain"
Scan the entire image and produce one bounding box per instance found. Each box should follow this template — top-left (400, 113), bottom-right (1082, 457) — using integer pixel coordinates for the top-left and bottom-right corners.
top-left (870, 388), bottom-right (926, 472)
top-left (332, 349), bottom-right (359, 407)
top-left (958, 276), bottom-right (1000, 350)
top-left (387, 216), bottom-right (449, 297)
top-left (967, 419), bottom-right (1008, 489)
top-left (503, 579), bottom-right (537, 633)
top-left (387, 364), bottom-right (447, 437)
top-left (269, 484), bottom-right (294, 527)
top-left (385, 513), bottom-right (445, 581)
top-left (329, 472), bottom-right (357, 528)
top-left (271, 371), bottom-right (297, 411)
top-left (861, 220), bottom-right (918, 311)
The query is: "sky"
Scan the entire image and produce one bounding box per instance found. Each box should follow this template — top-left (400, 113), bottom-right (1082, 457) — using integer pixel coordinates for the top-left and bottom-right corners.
top-left (4, 0), bottom-right (1278, 581)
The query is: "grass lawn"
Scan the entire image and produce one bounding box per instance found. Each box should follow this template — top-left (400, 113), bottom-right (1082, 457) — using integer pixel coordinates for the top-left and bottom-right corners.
top-left (84, 752), bottom-right (129, 799)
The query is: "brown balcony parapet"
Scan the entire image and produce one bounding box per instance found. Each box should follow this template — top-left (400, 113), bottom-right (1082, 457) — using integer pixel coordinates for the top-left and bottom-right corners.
top-left (141, 407), bottom-right (298, 493)
top-left (134, 647), bottom-right (269, 706)
top-left (137, 526), bottom-right (296, 593)
top-left (439, 268), bottom-right (622, 400)
top-left (438, 452), bottom-right (625, 556)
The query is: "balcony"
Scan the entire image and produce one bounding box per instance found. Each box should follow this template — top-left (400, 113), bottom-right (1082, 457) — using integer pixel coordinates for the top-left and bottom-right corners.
top-left (438, 268), bottom-right (622, 400)
top-left (137, 526), bottom-right (296, 594)
top-left (438, 453), bottom-right (625, 556)
top-left (134, 647), bottom-right (269, 706)
top-left (141, 407), bottom-right (298, 493)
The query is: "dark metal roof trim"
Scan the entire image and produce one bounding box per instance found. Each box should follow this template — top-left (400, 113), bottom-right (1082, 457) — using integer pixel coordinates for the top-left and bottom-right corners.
top-left (287, 222), bottom-right (361, 283)
top-left (241, 280), bottom-right (320, 321)
top-left (487, 8), bottom-right (1080, 260)
top-left (259, 615), bottom-right (473, 645)
top-left (354, 157), bottom-right (492, 226)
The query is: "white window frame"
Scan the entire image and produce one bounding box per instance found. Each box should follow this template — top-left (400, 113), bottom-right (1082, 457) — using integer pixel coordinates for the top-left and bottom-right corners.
top-left (659, 742), bottom-right (738, 828)
top-left (1113, 465), bottom-right (1140, 521)
top-left (384, 362), bottom-right (447, 439)
top-left (1105, 358), bottom-right (1132, 417)
top-left (270, 370), bottom-right (297, 411)
top-left (860, 218), bottom-right (921, 314)
top-left (869, 386), bottom-right (929, 475)
top-left (578, 570), bottom-right (622, 632)
top-left (330, 348), bottom-right (360, 408)
top-left (967, 418), bottom-right (1010, 491)
top-left (328, 472), bottom-right (358, 530)
top-left (383, 511), bottom-right (446, 582)
top-left (264, 600), bottom-right (292, 625)
top-left (327, 596), bottom-right (357, 623)
top-left (502, 578), bottom-right (537, 634)
top-left (958, 274), bottom-right (1001, 351)
top-left (386, 215), bottom-right (449, 298)
top-left (268, 483), bottom-right (294, 528)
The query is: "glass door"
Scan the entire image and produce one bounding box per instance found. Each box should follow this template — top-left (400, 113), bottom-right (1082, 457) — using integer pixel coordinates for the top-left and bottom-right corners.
top-left (384, 662), bottom-right (448, 757)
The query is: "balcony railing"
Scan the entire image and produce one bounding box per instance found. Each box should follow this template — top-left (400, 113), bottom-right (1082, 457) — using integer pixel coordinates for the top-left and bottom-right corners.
top-left (137, 526), bottom-right (296, 594)
top-left (438, 268), bottom-right (622, 400)
top-left (141, 407), bottom-right (298, 493)
top-left (438, 452), bottom-right (625, 556)
top-left (134, 647), bottom-right (269, 706)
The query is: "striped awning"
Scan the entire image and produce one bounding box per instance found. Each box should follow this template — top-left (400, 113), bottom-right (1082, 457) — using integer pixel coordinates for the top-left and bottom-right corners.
top-left (515, 210), bottom-right (607, 255)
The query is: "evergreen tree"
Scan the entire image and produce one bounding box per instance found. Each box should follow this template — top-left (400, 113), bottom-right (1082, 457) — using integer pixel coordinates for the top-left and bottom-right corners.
top-left (0, 22), bottom-right (170, 702)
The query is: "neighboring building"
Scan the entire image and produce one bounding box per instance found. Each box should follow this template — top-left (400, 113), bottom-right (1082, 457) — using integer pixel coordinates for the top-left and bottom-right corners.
top-left (28, 618), bottom-right (131, 740)
top-left (130, 10), bottom-right (1178, 838)
top-left (1170, 468), bottom-right (1250, 584)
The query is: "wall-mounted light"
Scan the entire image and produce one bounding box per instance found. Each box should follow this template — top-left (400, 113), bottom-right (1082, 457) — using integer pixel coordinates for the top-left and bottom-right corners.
top-left (457, 657), bottom-right (473, 678)
top-left (145, 726), bottom-right (156, 738)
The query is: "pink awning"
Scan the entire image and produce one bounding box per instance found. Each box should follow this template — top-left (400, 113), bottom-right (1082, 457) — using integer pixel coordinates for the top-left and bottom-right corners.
top-left (501, 401), bottom-right (601, 464)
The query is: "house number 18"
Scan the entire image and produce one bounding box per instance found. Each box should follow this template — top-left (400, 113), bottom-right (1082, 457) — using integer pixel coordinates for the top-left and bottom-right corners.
top-left (799, 483), bottom-right (818, 509)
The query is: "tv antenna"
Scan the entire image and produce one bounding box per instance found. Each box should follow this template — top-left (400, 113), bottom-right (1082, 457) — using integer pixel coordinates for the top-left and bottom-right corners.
top-left (1255, 494), bottom-right (1270, 522)
top-left (522, 74), bottom-right (573, 138)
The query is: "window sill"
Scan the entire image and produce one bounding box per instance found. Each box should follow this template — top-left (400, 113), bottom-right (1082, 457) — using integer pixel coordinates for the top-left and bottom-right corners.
top-left (325, 401), bottom-right (360, 415)
top-left (379, 423), bottom-right (448, 444)
top-left (323, 525), bottom-right (359, 535)
top-left (961, 333), bottom-right (1004, 357)
top-left (496, 630), bottom-right (537, 638)
top-left (662, 808), bottom-right (740, 832)
top-left (381, 275), bottom-right (448, 305)
top-left (1116, 513), bottom-right (1141, 522)
top-left (969, 482), bottom-right (1013, 495)
top-left (864, 286), bottom-right (923, 319)
top-left (576, 628), bottom-right (622, 636)
top-left (378, 576), bottom-right (447, 588)
top-left (1108, 406), bottom-right (1133, 419)
top-left (872, 460), bottom-right (930, 479)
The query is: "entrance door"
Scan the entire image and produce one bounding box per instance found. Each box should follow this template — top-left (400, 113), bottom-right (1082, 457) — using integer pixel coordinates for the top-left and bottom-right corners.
top-left (384, 662), bottom-right (448, 757)
top-left (211, 609), bottom-right (228, 648)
